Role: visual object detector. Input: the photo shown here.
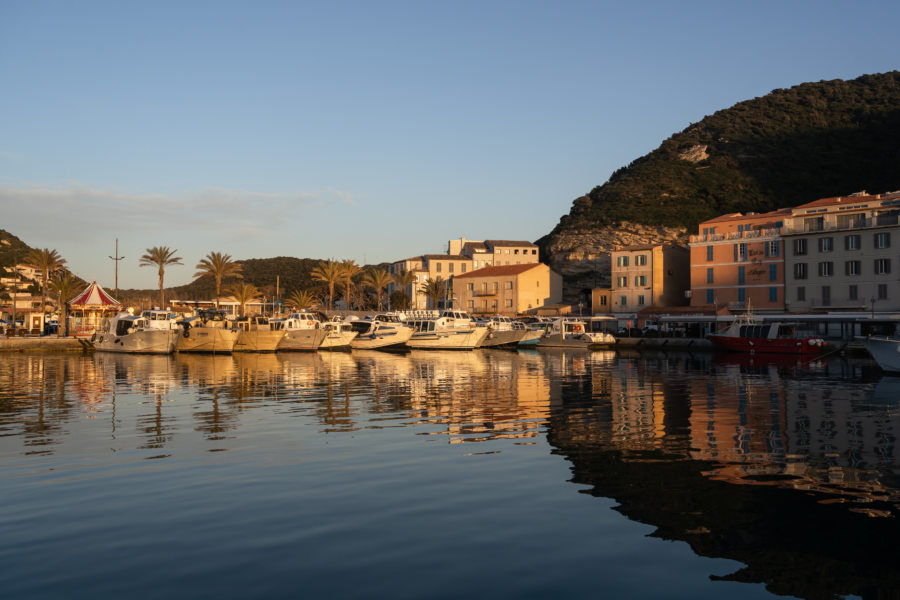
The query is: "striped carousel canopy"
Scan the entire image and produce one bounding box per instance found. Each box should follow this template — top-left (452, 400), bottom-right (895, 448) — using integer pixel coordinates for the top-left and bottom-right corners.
top-left (68, 280), bottom-right (121, 309)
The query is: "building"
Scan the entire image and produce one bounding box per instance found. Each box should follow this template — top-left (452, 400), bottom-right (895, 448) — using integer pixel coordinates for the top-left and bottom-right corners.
top-left (448, 238), bottom-right (540, 267)
top-left (452, 263), bottom-right (562, 315)
top-left (610, 244), bottom-right (690, 314)
top-left (689, 209), bottom-right (790, 312)
top-left (781, 191), bottom-right (900, 312)
top-left (389, 254), bottom-right (473, 310)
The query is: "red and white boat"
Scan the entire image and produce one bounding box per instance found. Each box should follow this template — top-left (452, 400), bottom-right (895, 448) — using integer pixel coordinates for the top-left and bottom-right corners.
top-left (709, 314), bottom-right (826, 355)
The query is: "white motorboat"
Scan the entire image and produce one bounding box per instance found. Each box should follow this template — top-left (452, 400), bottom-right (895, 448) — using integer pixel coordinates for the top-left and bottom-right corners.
top-left (177, 309), bottom-right (240, 353)
top-left (233, 315), bottom-right (285, 352)
top-left (479, 315), bottom-right (528, 347)
top-left (863, 336), bottom-right (900, 373)
top-left (277, 311), bottom-right (328, 351)
top-left (515, 320), bottom-right (545, 346)
top-left (92, 311), bottom-right (178, 354)
top-left (535, 318), bottom-right (615, 349)
top-left (349, 313), bottom-right (413, 350)
top-left (405, 310), bottom-right (489, 350)
top-left (320, 317), bottom-right (358, 350)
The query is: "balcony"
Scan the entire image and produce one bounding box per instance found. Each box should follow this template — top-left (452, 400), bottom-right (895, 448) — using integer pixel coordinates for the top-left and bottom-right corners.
top-left (689, 227), bottom-right (781, 244)
top-left (782, 212), bottom-right (900, 235)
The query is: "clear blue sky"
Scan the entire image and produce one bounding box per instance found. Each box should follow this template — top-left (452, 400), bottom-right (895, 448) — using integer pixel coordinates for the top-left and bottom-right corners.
top-left (2, 0), bottom-right (898, 289)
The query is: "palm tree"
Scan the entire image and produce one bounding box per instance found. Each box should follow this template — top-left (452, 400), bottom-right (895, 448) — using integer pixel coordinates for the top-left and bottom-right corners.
top-left (392, 269), bottom-right (418, 309)
top-left (49, 273), bottom-right (81, 336)
top-left (139, 246), bottom-right (182, 308)
top-left (362, 268), bottom-right (392, 311)
top-left (419, 276), bottom-right (447, 310)
top-left (340, 259), bottom-right (362, 310)
top-left (194, 252), bottom-right (242, 309)
top-left (311, 259), bottom-right (342, 311)
top-left (287, 289), bottom-right (317, 311)
top-left (24, 248), bottom-right (67, 317)
top-left (229, 282), bottom-right (260, 317)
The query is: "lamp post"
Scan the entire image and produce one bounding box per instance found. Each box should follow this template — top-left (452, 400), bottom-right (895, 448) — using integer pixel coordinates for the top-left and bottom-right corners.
top-left (108, 238), bottom-right (125, 299)
top-left (871, 296), bottom-right (876, 319)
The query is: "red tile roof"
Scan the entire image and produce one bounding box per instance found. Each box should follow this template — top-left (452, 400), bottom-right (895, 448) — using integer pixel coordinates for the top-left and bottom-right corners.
top-left (453, 263), bottom-right (544, 279)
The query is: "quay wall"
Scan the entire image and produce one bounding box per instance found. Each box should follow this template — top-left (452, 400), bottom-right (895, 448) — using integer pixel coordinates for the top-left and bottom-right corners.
top-left (0, 337), bottom-right (86, 352)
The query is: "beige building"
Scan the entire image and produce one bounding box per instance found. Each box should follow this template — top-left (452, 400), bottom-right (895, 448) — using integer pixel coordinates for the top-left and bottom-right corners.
top-left (389, 254), bottom-right (474, 310)
top-left (610, 244), bottom-right (690, 313)
top-left (448, 238), bottom-right (540, 268)
top-left (453, 263), bottom-right (562, 315)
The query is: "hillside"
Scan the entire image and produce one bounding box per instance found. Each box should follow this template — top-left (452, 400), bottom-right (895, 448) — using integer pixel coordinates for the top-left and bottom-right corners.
top-left (539, 71), bottom-right (900, 292)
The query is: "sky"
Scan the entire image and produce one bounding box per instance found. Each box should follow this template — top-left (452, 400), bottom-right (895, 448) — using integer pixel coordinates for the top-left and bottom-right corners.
top-left (2, 0), bottom-right (899, 290)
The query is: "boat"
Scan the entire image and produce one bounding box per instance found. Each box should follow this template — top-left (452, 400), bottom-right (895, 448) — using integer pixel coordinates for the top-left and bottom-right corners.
top-left (349, 313), bottom-right (414, 350)
top-left (479, 315), bottom-right (528, 347)
top-left (516, 321), bottom-right (545, 346)
top-left (708, 313), bottom-right (825, 354)
top-left (232, 315), bottom-right (285, 352)
top-left (405, 310), bottom-right (489, 350)
top-left (863, 336), bottom-right (900, 373)
top-left (320, 317), bottom-right (358, 350)
top-left (535, 318), bottom-right (616, 349)
top-left (177, 309), bottom-right (240, 353)
top-left (92, 311), bottom-right (179, 354)
top-left (277, 311), bottom-right (328, 351)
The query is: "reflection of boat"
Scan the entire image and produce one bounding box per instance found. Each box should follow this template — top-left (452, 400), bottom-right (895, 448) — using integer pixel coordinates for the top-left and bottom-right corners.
top-left (93, 311), bottom-right (179, 354)
top-left (406, 310), bottom-right (489, 350)
top-left (233, 316), bottom-right (285, 352)
top-left (536, 318), bottom-right (615, 349)
top-left (709, 313), bottom-right (825, 354)
top-left (177, 309), bottom-right (240, 353)
top-left (277, 312), bottom-right (328, 351)
top-left (349, 313), bottom-right (413, 350)
top-left (864, 336), bottom-right (900, 373)
top-left (479, 316), bottom-right (528, 347)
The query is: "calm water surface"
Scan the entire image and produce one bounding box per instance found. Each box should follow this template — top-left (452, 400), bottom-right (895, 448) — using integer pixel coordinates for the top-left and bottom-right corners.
top-left (1, 349), bottom-right (898, 599)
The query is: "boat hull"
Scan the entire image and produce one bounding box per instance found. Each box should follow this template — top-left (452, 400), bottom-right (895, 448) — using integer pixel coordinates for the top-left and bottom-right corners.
top-left (518, 330), bottom-right (544, 346)
top-left (234, 330), bottom-right (285, 352)
top-left (94, 329), bottom-right (178, 354)
top-left (319, 330), bottom-right (358, 350)
top-left (350, 327), bottom-right (413, 350)
top-left (709, 334), bottom-right (824, 354)
top-left (177, 327), bottom-right (240, 353)
top-left (536, 333), bottom-right (614, 349)
top-left (278, 328), bottom-right (327, 351)
top-left (406, 327), bottom-right (489, 350)
top-left (480, 328), bottom-right (527, 347)
top-left (864, 336), bottom-right (900, 373)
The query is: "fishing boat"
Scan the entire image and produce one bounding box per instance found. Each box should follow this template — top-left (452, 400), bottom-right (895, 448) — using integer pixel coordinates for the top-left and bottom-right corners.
top-left (92, 311), bottom-right (179, 354)
top-left (177, 309), bottom-right (240, 353)
top-left (863, 336), bottom-right (900, 373)
top-left (349, 313), bottom-right (413, 350)
top-left (233, 315), bottom-right (285, 352)
top-left (277, 311), bottom-right (328, 351)
top-left (535, 318), bottom-right (615, 349)
top-left (479, 315), bottom-right (528, 347)
top-left (320, 317), bottom-right (358, 350)
top-left (708, 313), bottom-right (825, 354)
top-left (405, 310), bottom-right (489, 350)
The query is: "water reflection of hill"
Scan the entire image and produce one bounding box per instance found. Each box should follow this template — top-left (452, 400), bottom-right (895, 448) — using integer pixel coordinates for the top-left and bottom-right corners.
top-left (546, 353), bottom-right (900, 599)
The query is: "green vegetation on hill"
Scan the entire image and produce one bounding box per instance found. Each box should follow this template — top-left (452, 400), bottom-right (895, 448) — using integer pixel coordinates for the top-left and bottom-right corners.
top-left (547, 71), bottom-right (900, 238)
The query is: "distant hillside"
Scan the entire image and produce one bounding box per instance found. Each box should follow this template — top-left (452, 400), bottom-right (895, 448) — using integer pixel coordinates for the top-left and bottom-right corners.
top-left (540, 71), bottom-right (900, 294)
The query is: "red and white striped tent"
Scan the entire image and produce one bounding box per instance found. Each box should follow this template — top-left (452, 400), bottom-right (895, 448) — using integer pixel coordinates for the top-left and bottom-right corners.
top-left (67, 280), bottom-right (122, 337)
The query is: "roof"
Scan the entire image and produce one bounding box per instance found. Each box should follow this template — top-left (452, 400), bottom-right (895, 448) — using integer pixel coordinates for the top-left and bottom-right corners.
top-left (485, 239), bottom-right (538, 248)
top-left (453, 263), bottom-right (545, 279)
top-left (791, 192), bottom-right (896, 211)
top-left (423, 254), bottom-right (469, 261)
top-left (463, 242), bottom-right (487, 251)
top-left (68, 280), bottom-right (121, 308)
top-left (699, 208), bottom-right (791, 226)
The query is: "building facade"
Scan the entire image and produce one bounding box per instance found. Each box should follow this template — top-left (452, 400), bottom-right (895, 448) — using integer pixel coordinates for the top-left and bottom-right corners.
top-left (610, 244), bottom-right (690, 314)
top-left (453, 263), bottom-right (562, 315)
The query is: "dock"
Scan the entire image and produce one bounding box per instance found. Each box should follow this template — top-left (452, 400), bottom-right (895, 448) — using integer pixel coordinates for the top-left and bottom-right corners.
top-left (0, 336), bottom-right (87, 352)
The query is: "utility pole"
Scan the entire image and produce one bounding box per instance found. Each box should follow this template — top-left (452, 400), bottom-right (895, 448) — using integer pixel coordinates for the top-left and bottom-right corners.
top-left (11, 248), bottom-right (17, 334)
top-left (108, 238), bottom-right (125, 299)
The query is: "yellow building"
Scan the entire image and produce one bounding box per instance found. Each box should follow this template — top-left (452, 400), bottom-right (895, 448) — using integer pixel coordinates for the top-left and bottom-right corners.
top-left (452, 263), bottom-right (562, 315)
top-left (610, 244), bottom-right (689, 313)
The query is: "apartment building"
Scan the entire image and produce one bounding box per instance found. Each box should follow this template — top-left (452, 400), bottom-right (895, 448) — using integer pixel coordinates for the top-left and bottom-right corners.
top-left (781, 191), bottom-right (900, 312)
top-left (453, 263), bottom-right (562, 315)
top-left (610, 244), bottom-right (690, 313)
top-left (689, 209), bottom-right (790, 311)
top-left (389, 254), bottom-right (474, 310)
top-left (448, 238), bottom-right (539, 268)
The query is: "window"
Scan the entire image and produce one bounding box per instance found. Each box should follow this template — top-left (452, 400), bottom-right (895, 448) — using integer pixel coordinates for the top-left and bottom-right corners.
top-left (706, 289), bottom-right (714, 303)
top-left (793, 238), bottom-right (808, 256)
top-left (878, 284), bottom-right (888, 300)
top-left (599, 296), bottom-right (607, 306)
top-left (875, 258), bottom-right (891, 275)
top-left (492, 281), bottom-right (499, 292)
top-left (505, 281), bottom-right (513, 289)
top-left (436, 262), bottom-right (442, 273)
top-left (875, 232), bottom-right (891, 249)
top-left (616, 276), bottom-right (627, 287)
top-left (794, 263), bottom-right (808, 280)
top-left (466, 283), bottom-right (474, 292)
top-left (616, 256), bottom-right (622, 267)
top-left (491, 300), bottom-right (498, 310)
top-left (505, 299), bottom-right (513, 308)
top-left (849, 285), bottom-right (858, 301)
top-left (637, 295), bottom-right (645, 306)
top-left (738, 288), bottom-right (746, 303)
top-left (797, 286), bottom-right (806, 302)
top-left (636, 255), bottom-right (648, 266)
top-left (620, 296), bottom-right (627, 307)
top-left (706, 246), bottom-right (713, 261)
top-left (769, 287), bottom-right (778, 302)
top-left (822, 286), bottom-right (831, 306)
top-left (706, 268), bottom-right (714, 284)
top-left (738, 243), bottom-right (748, 261)
top-left (461, 263), bottom-right (467, 273)
top-left (467, 300), bottom-right (474, 310)
top-left (737, 266), bottom-right (745, 285)
top-left (818, 237), bottom-right (833, 252)
top-left (481, 282), bottom-right (488, 292)
top-left (635, 275), bottom-right (647, 286)
top-left (769, 264), bottom-right (777, 281)
top-left (845, 235), bottom-right (861, 250)
top-left (818, 262), bottom-right (833, 277)
top-left (767, 240), bottom-right (780, 257)
top-left (449, 263), bottom-right (454, 273)
top-left (622, 256), bottom-right (629, 267)
top-left (845, 260), bottom-right (861, 276)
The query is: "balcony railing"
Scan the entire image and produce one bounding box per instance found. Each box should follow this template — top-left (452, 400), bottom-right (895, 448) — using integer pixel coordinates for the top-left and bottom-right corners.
top-left (782, 213), bottom-right (900, 235)
top-left (689, 227), bottom-right (781, 244)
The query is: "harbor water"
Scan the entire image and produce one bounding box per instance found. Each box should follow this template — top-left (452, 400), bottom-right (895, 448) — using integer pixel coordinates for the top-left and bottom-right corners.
top-left (1, 349), bottom-right (898, 599)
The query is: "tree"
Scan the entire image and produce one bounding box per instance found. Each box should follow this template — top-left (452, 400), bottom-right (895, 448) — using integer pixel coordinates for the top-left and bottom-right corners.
top-left (24, 248), bottom-right (66, 317)
top-left (139, 246), bottom-right (182, 308)
top-left (389, 290), bottom-right (410, 311)
top-left (311, 259), bottom-right (342, 311)
top-left (340, 259), bottom-right (362, 310)
top-left (194, 251), bottom-right (242, 309)
top-left (229, 282), bottom-right (260, 316)
top-left (362, 268), bottom-right (392, 311)
top-left (392, 269), bottom-right (418, 309)
top-left (419, 276), bottom-right (446, 310)
top-left (287, 289), bottom-right (317, 311)
top-left (49, 273), bottom-right (81, 336)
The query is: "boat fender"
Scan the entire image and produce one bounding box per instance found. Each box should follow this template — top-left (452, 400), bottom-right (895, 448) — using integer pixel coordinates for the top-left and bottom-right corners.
top-left (307, 321), bottom-right (314, 326)
top-left (574, 325), bottom-right (583, 333)
top-left (183, 323), bottom-right (191, 338)
top-left (90, 333), bottom-right (97, 342)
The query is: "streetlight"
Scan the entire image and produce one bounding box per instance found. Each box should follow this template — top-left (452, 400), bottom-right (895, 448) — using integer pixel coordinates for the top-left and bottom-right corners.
top-left (108, 238), bottom-right (125, 299)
